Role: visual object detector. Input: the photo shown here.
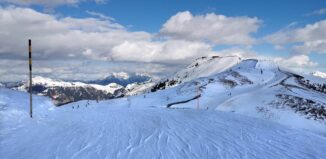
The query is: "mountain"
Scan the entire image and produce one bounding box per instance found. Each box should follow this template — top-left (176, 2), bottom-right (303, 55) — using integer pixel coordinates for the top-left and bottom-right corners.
top-left (150, 56), bottom-right (242, 91)
top-left (3, 72), bottom-right (151, 105)
top-left (1, 55), bottom-right (326, 158)
top-left (87, 72), bottom-right (151, 87)
top-left (148, 56), bottom-right (326, 133)
top-left (8, 76), bottom-right (125, 106)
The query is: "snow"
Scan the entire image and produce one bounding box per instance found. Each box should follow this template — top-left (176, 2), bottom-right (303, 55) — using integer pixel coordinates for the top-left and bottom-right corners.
top-left (312, 71), bottom-right (326, 78)
top-left (1, 56), bottom-right (326, 158)
top-left (173, 56), bottom-right (242, 83)
top-left (125, 82), bottom-right (155, 95)
top-left (111, 72), bottom-right (130, 80)
top-left (30, 76), bottom-right (123, 94)
top-left (302, 74), bottom-right (326, 85)
top-left (1, 88), bottom-right (326, 159)
top-left (166, 59), bottom-right (326, 134)
top-left (90, 83), bottom-right (124, 94)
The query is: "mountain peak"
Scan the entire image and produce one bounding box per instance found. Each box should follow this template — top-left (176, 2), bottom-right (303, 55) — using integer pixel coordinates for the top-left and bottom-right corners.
top-left (89, 72), bottom-right (151, 86)
top-left (110, 72), bottom-right (130, 80)
top-left (174, 55), bottom-right (243, 83)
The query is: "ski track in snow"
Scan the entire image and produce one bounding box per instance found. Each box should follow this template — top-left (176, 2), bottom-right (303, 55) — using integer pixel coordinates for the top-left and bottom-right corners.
top-left (1, 97), bottom-right (326, 159)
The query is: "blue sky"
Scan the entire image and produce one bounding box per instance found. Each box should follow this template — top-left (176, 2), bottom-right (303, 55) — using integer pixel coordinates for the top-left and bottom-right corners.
top-left (0, 0), bottom-right (325, 81)
top-left (52, 0), bottom-right (326, 70)
top-left (53, 0), bottom-right (326, 34)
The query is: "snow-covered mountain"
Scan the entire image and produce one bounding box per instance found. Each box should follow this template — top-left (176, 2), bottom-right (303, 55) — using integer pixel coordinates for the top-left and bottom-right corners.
top-left (1, 55), bottom-right (326, 158)
top-left (147, 56), bottom-right (326, 132)
top-left (174, 56), bottom-right (242, 83)
top-left (87, 72), bottom-right (151, 87)
top-left (3, 72), bottom-right (151, 105)
top-left (7, 76), bottom-right (125, 106)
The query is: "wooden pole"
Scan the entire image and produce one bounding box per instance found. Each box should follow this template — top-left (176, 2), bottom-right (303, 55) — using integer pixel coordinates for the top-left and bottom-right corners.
top-left (197, 86), bottom-right (199, 109)
top-left (29, 39), bottom-right (32, 118)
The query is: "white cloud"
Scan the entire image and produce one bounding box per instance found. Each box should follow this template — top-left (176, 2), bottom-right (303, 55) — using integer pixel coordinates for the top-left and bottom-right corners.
top-left (0, 7), bottom-right (322, 82)
top-left (0, 7), bottom-right (219, 81)
top-left (0, 6), bottom-right (151, 61)
top-left (210, 48), bottom-right (319, 73)
top-left (272, 55), bottom-right (318, 68)
top-left (306, 8), bottom-right (326, 16)
top-left (0, 58), bottom-right (170, 82)
top-left (0, 7), bottom-right (214, 64)
top-left (160, 11), bottom-right (261, 45)
top-left (265, 19), bottom-right (326, 54)
top-left (86, 10), bottom-right (114, 21)
top-left (111, 40), bottom-right (213, 63)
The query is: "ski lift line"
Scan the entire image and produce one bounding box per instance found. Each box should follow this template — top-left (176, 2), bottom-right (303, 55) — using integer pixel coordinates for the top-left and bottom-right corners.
top-left (28, 39), bottom-right (33, 118)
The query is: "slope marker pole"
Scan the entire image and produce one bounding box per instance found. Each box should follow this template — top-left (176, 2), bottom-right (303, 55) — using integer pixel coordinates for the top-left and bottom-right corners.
top-left (29, 39), bottom-right (33, 118)
top-left (197, 86), bottom-right (200, 109)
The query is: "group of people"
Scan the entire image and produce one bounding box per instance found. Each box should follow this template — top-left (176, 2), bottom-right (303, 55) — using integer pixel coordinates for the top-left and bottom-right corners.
top-left (72, 100), bottom-right (90, 109)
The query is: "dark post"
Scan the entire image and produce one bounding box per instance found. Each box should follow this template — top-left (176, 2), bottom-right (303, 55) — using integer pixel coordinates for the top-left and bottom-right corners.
top-left (197, 86), bottom-right (199, 109)
top-left (29, 39), bottom-right (32, 118)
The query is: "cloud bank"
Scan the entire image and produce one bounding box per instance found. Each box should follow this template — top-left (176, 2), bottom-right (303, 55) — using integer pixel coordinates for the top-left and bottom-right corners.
top-left (160, 11), bottom-right (260, 45)
top-left (265, 20), bottom-right (326, 55)
top-left (0, 6), bottom-right (324, 81)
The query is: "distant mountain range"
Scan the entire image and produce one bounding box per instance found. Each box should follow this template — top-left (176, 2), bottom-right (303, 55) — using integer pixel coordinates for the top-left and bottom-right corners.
top-left (86, 72), bottom-right (151, 87)
top-left (2, 72), bottom-right (151, 106)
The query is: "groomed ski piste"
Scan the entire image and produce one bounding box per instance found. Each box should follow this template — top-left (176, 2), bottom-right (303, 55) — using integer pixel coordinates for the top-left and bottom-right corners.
top-left (1, 56), bottom-right (326, 159)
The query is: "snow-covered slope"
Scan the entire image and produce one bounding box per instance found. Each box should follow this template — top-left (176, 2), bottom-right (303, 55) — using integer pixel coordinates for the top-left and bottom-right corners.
top-left (148, 56), bottom-right (326, 134)
top-left (125, 82), bottom-right (156, 95)
top-left (1, 88), bottom-right (326, 159)
top-left (150, 56), bottom-right (242, 92)
top-left (1, 56), bottom-right (326, 158)
top-left (312, 71), bottom-right (326, 78)
top-left (173, 56), bottom-right (242, 83)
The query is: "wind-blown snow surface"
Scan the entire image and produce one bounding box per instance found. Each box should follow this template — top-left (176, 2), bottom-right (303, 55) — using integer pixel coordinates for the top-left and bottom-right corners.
top-left (1, 56), bottom-right (326, 159)
top-left (1, 88), bottom-right (326, 159)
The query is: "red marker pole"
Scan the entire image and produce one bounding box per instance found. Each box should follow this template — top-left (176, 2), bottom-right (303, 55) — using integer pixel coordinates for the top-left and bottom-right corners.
top-left (29, 39), bottom-right (33, 118)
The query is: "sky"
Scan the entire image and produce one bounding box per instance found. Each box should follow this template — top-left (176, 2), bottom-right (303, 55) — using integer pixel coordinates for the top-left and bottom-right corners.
top-left (0, 0), bottom-right (325, 82)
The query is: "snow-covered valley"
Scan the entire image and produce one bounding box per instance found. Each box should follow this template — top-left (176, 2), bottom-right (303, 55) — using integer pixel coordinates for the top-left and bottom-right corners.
top-left (1, 56), bottom-right (326, 159)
